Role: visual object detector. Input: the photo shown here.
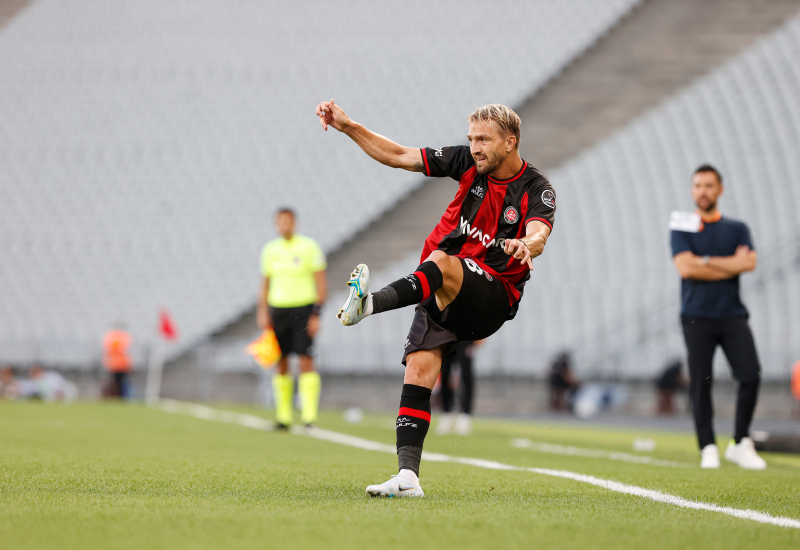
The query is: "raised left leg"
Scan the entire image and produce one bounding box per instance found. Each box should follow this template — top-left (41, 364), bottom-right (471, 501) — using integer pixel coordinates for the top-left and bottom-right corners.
top-left (338, 251), bottom-right (464, 325)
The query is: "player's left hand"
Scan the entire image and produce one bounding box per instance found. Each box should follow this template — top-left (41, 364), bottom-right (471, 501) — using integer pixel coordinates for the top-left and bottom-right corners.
top-left (504, 239), bottom-right (533, 270)
top-left (307, 314), bottom-right (320, 338)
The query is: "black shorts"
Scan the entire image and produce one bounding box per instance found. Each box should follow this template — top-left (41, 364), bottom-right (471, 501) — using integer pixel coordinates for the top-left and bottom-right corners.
top-left (271, 304), bottom-right (315, 357)
top-left (402, 257), bottom-right (510, 364)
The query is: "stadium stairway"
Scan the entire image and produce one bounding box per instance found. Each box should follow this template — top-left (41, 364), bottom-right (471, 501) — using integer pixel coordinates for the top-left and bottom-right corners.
top-left (165, 0), bottom-right (800, 399)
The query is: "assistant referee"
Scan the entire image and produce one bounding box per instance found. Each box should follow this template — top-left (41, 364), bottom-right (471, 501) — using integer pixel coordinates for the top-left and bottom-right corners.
top-left (671, 165), bottom-right (766, 470)
top-left (258, 208), bottom-right (327, 429)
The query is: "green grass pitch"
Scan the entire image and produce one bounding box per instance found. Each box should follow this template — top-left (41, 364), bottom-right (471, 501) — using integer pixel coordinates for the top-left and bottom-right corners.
top-left (2, 401), bottom-right (799, 549)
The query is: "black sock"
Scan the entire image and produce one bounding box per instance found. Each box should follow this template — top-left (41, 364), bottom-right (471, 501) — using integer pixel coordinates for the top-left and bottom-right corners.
top-left (396, 383), bottom-right (432, 476)
top-left (371, 261), bottom-right (443, 315)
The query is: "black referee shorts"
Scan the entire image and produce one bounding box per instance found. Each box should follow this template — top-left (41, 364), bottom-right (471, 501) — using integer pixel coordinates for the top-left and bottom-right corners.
top-left (402, 257), bottom-right (509, 364)
top-left (270, 304), bottom-right (315, 357)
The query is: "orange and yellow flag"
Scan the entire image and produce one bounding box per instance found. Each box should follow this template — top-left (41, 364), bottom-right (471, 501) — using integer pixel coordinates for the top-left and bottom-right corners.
top-left (246, 329), bottom-right (282, 369)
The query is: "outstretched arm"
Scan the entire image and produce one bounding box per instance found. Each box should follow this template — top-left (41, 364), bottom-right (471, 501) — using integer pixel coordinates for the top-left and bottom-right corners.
top-left (316, 99), bottom-right (425, 172)
top-left (504, 220), bottom-right (552, 270)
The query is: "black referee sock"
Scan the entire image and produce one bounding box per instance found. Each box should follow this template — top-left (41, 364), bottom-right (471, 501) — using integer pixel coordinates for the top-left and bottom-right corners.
top-left (396, 383), bottom-right (432, 477)
top-left (371, 261), bottom-right (443, 315)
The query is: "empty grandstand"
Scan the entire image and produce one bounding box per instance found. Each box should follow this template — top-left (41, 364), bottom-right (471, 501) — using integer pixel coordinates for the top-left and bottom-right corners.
top-left (0, 0), bottom-right (639, 370)
top-left (1, 0), bottom-right (798, 401)
top-left (313, 6), bottom-right (800, 383)
top-left (318, 7), bottom-right (800, 381)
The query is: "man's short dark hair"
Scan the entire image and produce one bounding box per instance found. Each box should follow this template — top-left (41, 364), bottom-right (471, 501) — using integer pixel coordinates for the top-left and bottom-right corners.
top-left (276, 207), bottom-right (295, 218)
top-left (694, 164), bottom-right (723, 184)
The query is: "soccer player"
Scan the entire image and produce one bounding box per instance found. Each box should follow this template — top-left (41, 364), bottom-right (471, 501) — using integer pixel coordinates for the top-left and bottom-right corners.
top-left (316, 99), bottom-right (555, 496)
top-left (671, 165), bottom-right (766, 470)
top-left (258, 208), bottom-right (327, 429)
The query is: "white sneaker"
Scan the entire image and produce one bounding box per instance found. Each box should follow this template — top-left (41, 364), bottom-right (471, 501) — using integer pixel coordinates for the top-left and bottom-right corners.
top-left (724, 437), bottom-right (767, 470)
top-left (436, 413), bottom-right (455, 435)
top-left (337, 264), bottom-right (370, 326)
top-left (454, 413), bottom-right (472, 436)
top-left (365, 470), bottom-right (424, 498)
top-left (700, 444), bottom-right (720, 469)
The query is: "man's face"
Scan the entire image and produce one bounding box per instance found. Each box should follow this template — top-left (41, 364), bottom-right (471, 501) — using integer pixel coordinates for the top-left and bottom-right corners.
top-left (468, 120), bottom-right (511, 175)
top-left (275, 212), bottom-right (295, 238)
top-left (691, 171), bottom-right (723, 213)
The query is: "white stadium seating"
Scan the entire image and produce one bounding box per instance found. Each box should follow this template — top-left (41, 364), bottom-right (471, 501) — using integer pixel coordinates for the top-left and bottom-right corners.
top-left (317, 11), bottom-right (800, 380)
top-left (0, 0), bottom-right (640, 366)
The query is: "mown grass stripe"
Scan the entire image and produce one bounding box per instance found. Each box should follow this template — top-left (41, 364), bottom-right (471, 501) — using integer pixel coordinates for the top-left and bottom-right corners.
top-left (155, 399), bottom-right (800, 530)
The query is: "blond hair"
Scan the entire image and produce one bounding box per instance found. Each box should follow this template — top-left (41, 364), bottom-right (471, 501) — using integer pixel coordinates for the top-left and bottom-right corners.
top-left (468, 104), bottom-right (521, 149)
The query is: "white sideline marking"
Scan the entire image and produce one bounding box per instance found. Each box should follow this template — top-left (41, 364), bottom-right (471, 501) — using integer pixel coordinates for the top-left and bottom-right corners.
top-left (510, 438), bottom-right (690, 468)
top-left (153, 400), bottom-right (800, 530)
top-left (158, 399), bottom-right (274, 431)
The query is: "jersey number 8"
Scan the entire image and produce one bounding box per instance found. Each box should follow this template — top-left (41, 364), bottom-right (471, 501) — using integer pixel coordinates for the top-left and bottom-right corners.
top-left (464, 258), bottom-right (484, 276)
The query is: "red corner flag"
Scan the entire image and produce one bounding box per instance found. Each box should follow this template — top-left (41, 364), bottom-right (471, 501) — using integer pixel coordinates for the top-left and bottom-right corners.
top-left (159, 309), bottom-right (178, 341)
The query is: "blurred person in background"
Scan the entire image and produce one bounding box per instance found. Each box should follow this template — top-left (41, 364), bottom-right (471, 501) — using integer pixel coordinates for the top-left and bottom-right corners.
top-left (671, 164), bottom-right (766, 470)
top-left (258, 208), bottom-right (327, 429)
top-left (792, 360), bottom-right (800, 418)
top-left (28, 365), bottom-right (78, 402)
top-left (548, 350), bottom-right (579, 412)
top-left (655, 358), bottom-right (686, 416)
top-left (0, 366), bottom-right (19, 399)
top-left (102, 324), bottom-right (132, 398)
top-left (436, 340), bottom-right (483, 436)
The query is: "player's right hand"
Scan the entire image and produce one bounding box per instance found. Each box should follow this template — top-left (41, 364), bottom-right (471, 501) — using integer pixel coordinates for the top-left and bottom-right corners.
top-left (504, 238), bottom-right (534, 270)
top-left (316, 99), bottom-right (350, 132)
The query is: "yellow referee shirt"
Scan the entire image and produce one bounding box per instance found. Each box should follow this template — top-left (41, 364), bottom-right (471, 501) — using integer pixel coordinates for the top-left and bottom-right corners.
top-left (260, 234), bottom-right (326, 308)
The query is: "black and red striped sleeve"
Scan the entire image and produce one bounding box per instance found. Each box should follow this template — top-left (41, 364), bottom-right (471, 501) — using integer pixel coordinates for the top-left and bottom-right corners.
top-left (523, 182), bottom-right (556, 231)
top-left (419, 145), bottom-right (473, 181)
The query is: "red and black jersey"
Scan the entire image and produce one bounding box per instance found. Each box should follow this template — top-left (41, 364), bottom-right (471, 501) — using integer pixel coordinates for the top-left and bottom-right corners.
top-left (419, 145), bottom-right (556, 318)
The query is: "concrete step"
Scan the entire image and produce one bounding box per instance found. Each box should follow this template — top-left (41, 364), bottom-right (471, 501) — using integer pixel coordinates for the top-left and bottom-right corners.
top-left (519, 0), bottom-right (800, 171)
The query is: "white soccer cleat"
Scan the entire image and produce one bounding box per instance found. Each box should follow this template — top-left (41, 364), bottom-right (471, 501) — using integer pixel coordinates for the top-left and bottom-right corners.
top-left (454, 413), bottom-right (473, 436)
top-left (700, 443), bottom-right (720, 469)
top-left (337, 264), bottom-right (370, 326)
top-left (365, 471), bottom-right (424, 498)
top-left (724, 437), bottom-right (767, 470)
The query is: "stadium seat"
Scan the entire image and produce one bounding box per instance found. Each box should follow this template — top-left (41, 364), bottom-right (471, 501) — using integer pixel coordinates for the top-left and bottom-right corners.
top-left (0, 0), bottom-right (642, 368)
top-left (313, 10), bottom-right (800, 378)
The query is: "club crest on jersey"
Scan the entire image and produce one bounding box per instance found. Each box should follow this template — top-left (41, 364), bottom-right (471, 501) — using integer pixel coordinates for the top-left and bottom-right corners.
top-left (542, 189), bottom-right (555, 209)
top-left (503, 206), bottom-right (519, 224)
